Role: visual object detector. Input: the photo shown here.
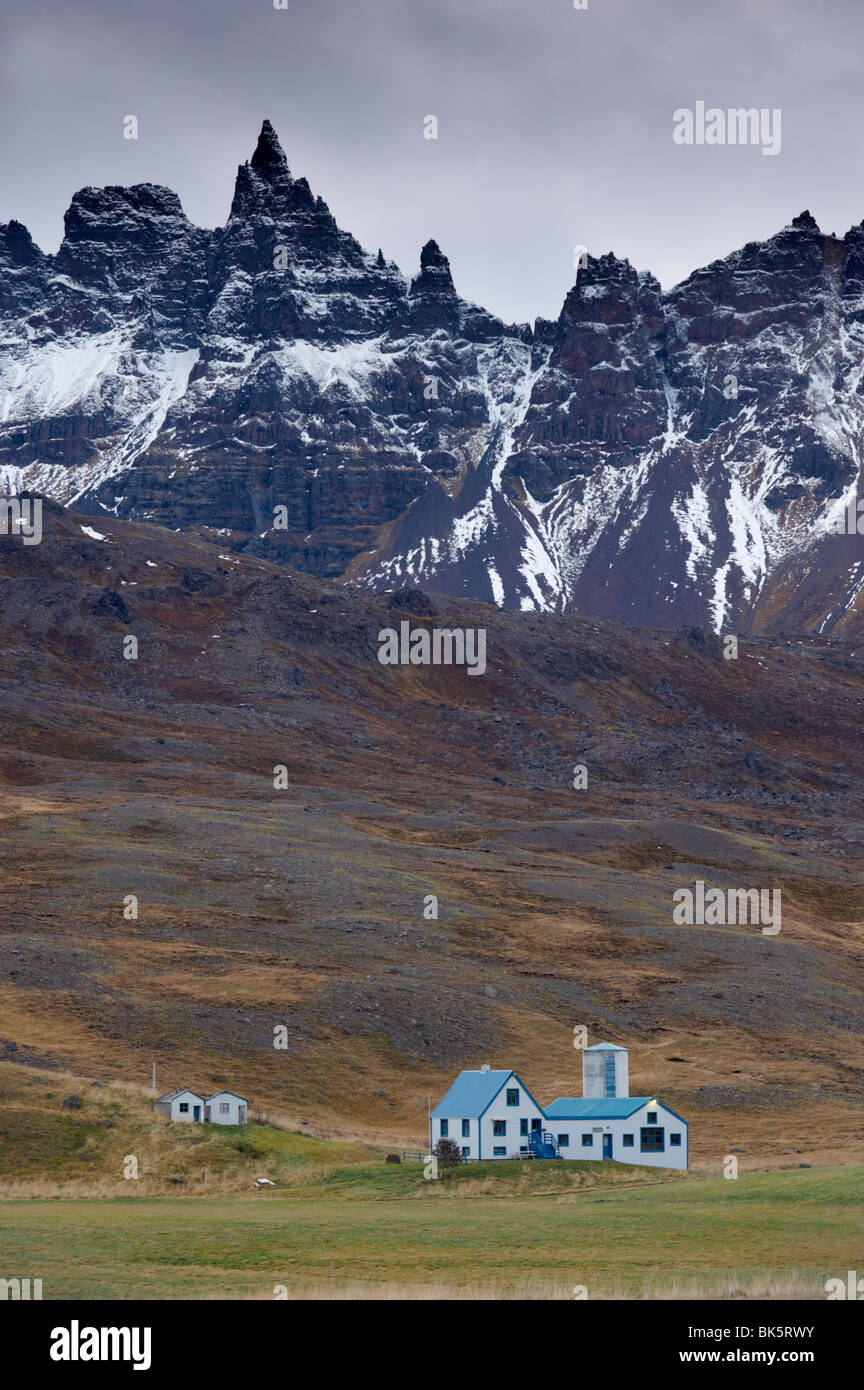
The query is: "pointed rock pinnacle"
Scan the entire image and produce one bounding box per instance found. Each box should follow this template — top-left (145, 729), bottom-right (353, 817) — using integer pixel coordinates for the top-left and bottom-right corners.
top-left (250, 120), bottom-right (291, 179)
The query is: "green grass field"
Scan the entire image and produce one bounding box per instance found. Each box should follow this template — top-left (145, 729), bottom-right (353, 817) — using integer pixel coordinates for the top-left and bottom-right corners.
top-left (2, 1164), bottom-right (861, 1300)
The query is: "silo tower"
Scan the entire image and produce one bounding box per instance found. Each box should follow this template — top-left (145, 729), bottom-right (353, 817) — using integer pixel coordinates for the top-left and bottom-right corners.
top-left (582, 1042), bottom-right (629, 1099)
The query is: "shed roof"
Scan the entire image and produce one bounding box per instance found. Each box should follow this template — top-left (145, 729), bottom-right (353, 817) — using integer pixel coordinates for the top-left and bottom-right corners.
top-left (431, 1069), bottom-right (514, 1118)
top-left (545, 1097), bottom-right (652, 1119)
top-left (205, 1091), bottom-right (248, 1103)
top-left (584, 1043), bottom-right (627, 1051)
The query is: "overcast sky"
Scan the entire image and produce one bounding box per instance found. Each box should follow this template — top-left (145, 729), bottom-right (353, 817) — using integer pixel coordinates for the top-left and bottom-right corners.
top-left (1, 0), bottom-right (862, 323)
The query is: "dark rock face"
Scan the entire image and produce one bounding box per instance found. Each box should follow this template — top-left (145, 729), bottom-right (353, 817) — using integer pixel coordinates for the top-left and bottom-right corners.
top-left (515, 254), bottom-right (667, 499)
top-left (364, 213), bottom-right (864, 635)
top-left (3, 124), bottom-right (864, 634)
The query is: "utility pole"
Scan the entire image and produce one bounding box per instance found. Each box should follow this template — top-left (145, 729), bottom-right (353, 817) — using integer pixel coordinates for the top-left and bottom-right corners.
top-left (152, 1062), bottom-right (156, 1094)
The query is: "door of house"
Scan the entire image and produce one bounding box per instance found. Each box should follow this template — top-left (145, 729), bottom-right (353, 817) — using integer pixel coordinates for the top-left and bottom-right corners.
top-left (602, 1133), bottom-right (612, 1160)
top-left (239, 1105), bottom-right (246, 1125)
top-left (193, 1105), bottom-right (201, 1122)
top-left (204, 1106), bottom-right (210, 1122)
top-left (531, 1118), bottom-right (542, 1133)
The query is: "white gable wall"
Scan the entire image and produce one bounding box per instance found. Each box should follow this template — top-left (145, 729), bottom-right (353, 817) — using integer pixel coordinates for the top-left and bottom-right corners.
top-left (479, 1077), bottom-right (545, 1160)
top-left (204, 1093), bottom-right (247, 1125)
top-left (432, 1074), bottom-right (545, 1160)
top-left (168, 1090), bottom-right (204, 1122)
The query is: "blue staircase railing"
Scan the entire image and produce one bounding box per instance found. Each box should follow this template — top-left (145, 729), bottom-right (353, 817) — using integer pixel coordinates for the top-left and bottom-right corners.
top-left (527, 1129), bottom-right (561, 1159)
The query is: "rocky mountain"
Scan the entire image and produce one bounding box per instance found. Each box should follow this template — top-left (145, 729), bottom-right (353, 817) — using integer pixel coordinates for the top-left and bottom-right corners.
top-left (2, 122), bottom-right (864, 635)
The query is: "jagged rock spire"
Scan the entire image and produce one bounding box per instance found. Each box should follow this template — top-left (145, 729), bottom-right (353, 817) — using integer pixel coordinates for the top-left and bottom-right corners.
top-left (230, 120), bottom-right (294, 216)
top-left (791, 209), bottom-right (820, 231)
top-left (251, 119), bottom-right (291, 179)
top-left (410, 239), bottom-right (455, 296)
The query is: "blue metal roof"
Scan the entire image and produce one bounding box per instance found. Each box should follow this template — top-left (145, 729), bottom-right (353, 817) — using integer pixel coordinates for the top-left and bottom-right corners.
top-left (545, 1097), bottom-right (652, 1119)
top-left (431, 1070), bottom-right (513, 1118)
top-left (584, 1042), bottom-right (627, 1051)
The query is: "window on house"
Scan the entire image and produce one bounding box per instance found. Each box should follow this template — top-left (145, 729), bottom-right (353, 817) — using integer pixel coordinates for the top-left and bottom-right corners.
top-left (581, 1134), bottom-right (593, 1147)
top-left (557, 1134), bottom-right (569, 1148)
top-left (493, 1146), bottom-right (506, 1156)
top-left (646, 1111), bottom-right (658, 1124)
top-left (520, 1118), bottom-right (528, 1136)
top-left (462, 1119), bottom-right (469, 1137)
top-left (623, 1134), bottom-right (634, 1147)
top-left (493, 1120), bottom-right (506, 1136)
top-left (506, 1088), bottom-right (519, 1106)
top-left (641, 1127), bottom-right (665, 1152)
top-left (670, 1133), bottom-right (681, 1147)
top-left (219, 1103), bottom-right (229, 1114)
top-left (179, 1103), bottom-right (189, 1113)
top-left (440, 1119), bottom-right (448, 1137)
top-left (461, 1146), bottom-right (470, 1158)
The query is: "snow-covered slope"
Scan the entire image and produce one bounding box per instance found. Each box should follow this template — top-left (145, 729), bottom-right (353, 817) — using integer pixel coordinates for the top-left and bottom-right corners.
top-left (3, 124), bottom-right (864, 635)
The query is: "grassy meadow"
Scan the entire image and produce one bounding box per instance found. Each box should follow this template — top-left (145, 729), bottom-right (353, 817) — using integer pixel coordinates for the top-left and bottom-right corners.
top-left (2, 1166), bottom-right (861, 1299)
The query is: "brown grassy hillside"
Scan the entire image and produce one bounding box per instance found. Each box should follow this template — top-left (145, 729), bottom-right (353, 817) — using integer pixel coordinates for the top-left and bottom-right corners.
top-left (0, 501), bottom-right (862, 1171)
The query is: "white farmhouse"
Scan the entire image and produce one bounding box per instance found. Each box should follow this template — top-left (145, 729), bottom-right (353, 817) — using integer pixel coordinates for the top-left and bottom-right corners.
top-left (430, 1043), bottom-right (688, 1170)
top-left (153, 1087), bottom-right (205, 1123)
top-left (204, 1091), bottom-right (248, 1126)
top-left (430, 1065), bottom-right (550, 1161)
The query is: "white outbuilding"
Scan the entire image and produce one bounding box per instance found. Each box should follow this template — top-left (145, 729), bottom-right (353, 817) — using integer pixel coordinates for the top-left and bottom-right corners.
top-left (153, 1087), bottom-right (205, 1123)
top-left (204, 1091), bottom-right (248, 1126)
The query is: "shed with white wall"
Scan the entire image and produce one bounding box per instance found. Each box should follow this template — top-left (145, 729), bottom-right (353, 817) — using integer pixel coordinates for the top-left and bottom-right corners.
top-left (204, 1091), bottom-right (248, 1126)
top-left (153, 1088), bottom-right (205, 1123)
